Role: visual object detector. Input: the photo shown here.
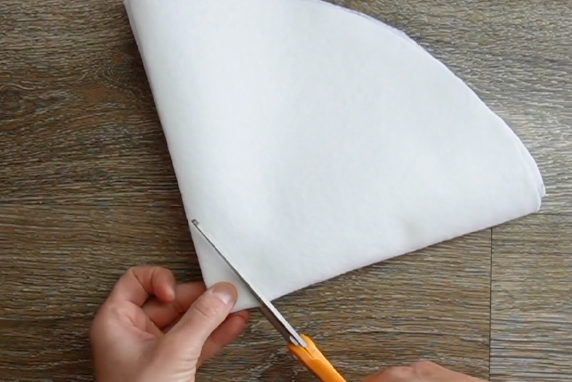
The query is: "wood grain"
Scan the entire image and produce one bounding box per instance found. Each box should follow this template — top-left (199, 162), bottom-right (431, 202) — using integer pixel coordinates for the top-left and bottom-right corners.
top-left (0, 0), bottom-right (178, 207)
top-left (0, 0), bottom-right (570, 381)
top-left (0, 204), bottom-right (200, 381)
top-left (491, 215), bottom-right (572, 382)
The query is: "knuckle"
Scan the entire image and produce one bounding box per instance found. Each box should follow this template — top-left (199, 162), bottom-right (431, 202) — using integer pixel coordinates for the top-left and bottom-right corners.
top-left (127, 264), bottom-right (154, 276)
top-left (192, 295), bottom-right (224, 321)
top-left (411, 361), bottom-right (439, 377)
top-left (124, 266), bottom-right (141, 280)
top-left (385, 366), bottom-right (414, 379)
top-left (127, 265), bottom-right (140, 274)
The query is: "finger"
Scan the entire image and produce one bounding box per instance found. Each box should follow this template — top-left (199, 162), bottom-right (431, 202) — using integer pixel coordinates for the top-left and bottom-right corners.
top-left (162, 315), bottom-right (183, 333)
top-left (411, 361), bottom-right (487, 382)
top-left (197, 310), bottom-right (250, 366)
top-left (91, 301), bottom-right (163, 344)
top-left (109, 266), bottom-right (176, 307)
top-left (132, 308), bottom-right (164, 338)
top-left (167, 282), bottom-right (238, 349)
top-left (143, 283), bottom-right (206, 329)
top-left (363, 366), bottom-right (413, 382)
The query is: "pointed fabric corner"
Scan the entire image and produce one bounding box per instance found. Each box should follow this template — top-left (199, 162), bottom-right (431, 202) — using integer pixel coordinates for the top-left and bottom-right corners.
top-left (125, 0), bottom-right (545, 311)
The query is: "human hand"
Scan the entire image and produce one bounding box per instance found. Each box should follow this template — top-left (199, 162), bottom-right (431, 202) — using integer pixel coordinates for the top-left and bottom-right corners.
top-left (90, 266), bottom-right (250, 382)
top-left (364, 361), bottom-right (487, 382)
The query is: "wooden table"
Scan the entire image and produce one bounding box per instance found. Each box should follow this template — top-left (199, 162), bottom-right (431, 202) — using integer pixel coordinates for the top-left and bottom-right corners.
top-left (1, 0), bottom-right (570, 381)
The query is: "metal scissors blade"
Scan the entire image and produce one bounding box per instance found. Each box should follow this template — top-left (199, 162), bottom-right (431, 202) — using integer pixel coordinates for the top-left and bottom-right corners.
top-left (191, 219), bottom-right (308, 348)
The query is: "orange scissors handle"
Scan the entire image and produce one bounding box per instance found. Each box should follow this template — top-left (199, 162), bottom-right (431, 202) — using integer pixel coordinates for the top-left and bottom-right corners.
top-left (288, 334), bottom-right (347, 382)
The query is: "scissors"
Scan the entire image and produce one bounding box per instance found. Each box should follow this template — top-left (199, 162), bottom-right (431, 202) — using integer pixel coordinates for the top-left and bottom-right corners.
top-left (191, 219), bottom-right (347, 382)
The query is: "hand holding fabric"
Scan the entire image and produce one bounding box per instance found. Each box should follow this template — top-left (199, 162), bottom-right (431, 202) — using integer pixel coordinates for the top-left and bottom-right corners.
top-left (90, 266), bottom-right (249, 382)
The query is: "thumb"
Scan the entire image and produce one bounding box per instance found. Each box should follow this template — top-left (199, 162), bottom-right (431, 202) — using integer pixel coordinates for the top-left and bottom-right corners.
top-left (167, 282), bottom-right (238, 352)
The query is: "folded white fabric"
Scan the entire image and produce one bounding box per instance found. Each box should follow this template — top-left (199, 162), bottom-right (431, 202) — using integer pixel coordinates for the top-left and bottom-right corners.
top-left (124, 0), bottom-right (545, 311)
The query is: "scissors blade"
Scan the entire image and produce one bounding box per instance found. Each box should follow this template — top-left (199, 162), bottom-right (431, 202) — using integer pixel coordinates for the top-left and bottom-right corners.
top-left (191, 219), bottom-right (308, 348)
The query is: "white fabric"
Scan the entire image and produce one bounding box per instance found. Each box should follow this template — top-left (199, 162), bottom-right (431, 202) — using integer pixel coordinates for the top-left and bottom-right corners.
top-left (124, 0), bottom-right (545, 311)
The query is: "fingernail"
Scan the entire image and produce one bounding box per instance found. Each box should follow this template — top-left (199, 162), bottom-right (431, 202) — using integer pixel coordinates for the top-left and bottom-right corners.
top-left (166, 285), bottom-right (176, 300)
top-left (211, 283), bottom-right (237, 306)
